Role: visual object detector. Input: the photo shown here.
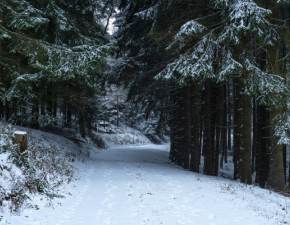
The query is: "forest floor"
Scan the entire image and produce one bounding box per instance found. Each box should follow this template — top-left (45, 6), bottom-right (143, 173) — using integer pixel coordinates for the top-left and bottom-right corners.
top-left (2, 144), bottom-right (290, 225)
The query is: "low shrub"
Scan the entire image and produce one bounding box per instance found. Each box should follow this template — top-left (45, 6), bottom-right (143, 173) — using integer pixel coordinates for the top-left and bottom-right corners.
top-left (0, 125), bottom-right (73, 212)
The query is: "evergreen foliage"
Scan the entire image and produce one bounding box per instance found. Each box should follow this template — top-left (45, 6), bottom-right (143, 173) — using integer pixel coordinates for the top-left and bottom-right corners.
top-left (115, 0), bottom-right (290, 191)
top-left (0, 0), bottom-right (109, 135)
top-left (1, 0), bottom-right (290, 193)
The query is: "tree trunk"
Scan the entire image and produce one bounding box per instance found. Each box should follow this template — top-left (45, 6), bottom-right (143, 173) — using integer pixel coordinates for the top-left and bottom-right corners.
top-left (79, 112), bottom-right (86, 138)
top-left (268, 109), bottom-right (286, 191)
top-left (268, 140), bottom-right (286, 190)
top-left (169, 87), bottom-right (187, 166)
top-left (220, 84), bottom-right (228, 169)
top-left (190, 82), bottom-right (201, 172)
top-left (203, 81), bottom-right (218, 176)
top-left (255, 104), bottom-right (271, 188)
top-left (31, 100), bottom-right (39, 128)
top-left (288, 156), bottom-right (290, 186)
top-left (266, 19), bottom-right (287, 190)
top-left (184, 85), bottom-right (193, 169)
top-left (233, 78), bottom-right (252, 184)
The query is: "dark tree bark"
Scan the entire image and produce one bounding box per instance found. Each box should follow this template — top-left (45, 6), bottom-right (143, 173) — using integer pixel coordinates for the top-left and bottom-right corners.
top-left (190, 83), bottom-right (201, 172)
top-left (169, 87), bottom-right (188, 166)
top-left (288, 157), bottom-right (290, 186)
top-left (233, 78), bottom-right (252, 184)
top-left (184, 85), bottom-right (193, 169)
top-left (220, 84), bottom-right (228, 169)
top-left (79, 112), bottom-right (86, 138)
top-left (255, 104), bottom-right (271, 188)
top-left (203, 81), bottom-right (219, 176)
top-left (283, 145), bottom-right (287, 183)
top-left (31, 100), bottom-right (39, 128)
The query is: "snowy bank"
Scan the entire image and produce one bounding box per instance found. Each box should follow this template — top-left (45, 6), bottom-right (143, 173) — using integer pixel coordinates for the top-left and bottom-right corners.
top-left (0, 122), bottom-right (99, 218)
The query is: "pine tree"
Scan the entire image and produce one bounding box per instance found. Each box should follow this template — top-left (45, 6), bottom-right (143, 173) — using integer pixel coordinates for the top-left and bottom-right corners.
top-left (115, 0), bottom-right (290, 190)
top-left (154, 0), bottom-right (286, 185)
top-left (0, 0), bottom-right (109, 134)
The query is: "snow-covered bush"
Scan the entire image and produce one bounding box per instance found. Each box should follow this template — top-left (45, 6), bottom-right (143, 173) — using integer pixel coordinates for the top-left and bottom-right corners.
top-left (0, 125), bottom-right (73, 212)
top-left (0, 153), bottom-right (27, 211)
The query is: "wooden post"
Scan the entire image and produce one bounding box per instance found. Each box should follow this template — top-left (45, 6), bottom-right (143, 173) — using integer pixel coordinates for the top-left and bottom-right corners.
top-left (14, 131), bottom-right (28, 153)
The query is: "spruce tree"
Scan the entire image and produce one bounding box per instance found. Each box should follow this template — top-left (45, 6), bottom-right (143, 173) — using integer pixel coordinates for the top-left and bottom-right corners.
top-left (0, 0), bottom-right (109, 134)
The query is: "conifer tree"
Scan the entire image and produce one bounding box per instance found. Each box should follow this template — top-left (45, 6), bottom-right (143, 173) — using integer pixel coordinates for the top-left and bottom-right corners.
top-left (116, 0), bottom-right (290, 190)
top-left (0, 0), bottom-right (109, 135)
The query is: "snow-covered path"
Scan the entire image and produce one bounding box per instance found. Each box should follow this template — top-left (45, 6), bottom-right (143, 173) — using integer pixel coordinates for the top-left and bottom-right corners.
top-left (3, 144), bottom-right (290, 225)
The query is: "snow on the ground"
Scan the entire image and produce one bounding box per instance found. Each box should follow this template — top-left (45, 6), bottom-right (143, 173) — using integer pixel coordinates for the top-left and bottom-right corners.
top-left (2, 144), bottom-right (290, 225)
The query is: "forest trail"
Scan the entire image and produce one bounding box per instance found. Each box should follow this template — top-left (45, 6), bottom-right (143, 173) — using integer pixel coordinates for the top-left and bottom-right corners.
top-left (4, 145), bottom-right (290, 225)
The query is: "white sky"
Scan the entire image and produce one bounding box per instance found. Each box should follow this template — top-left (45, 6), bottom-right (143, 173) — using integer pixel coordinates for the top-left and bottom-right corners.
top-left (107, 16), bottom-right (117, 35)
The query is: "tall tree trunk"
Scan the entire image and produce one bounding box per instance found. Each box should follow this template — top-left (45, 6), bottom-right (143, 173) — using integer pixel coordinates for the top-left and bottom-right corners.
top-left (227, 80), bottom-right (233, 163)
top-left (190, 82), bottom-right (201, 172)
top-left (268, 135), bottom-right (286, 190)
top-left (169, 87), bottom-right (187, 166)
top-left (255, 104), bottom-right (271, 188)
top-left (220, 84), bottom-right (228, 169)
top-left (0, 101), bottom-right (4, 120)
top-left (184, 85), bottom-right (193, 169)
top-left (288, 156), bottom-right (290, 186)
top-left (233, 77), bottom-right (252, 184)
top-left (203, 81), bottom-right (218, 176)
top-left (79, 111), bottom-right (86, 138)
top-left (31, 100), bottom-right (39, 128)
top-left (267, 13), bottom-right (287, 189)
top-left (260, 0), bottom-right (286, 193)
top-left (5, 103), bottom-right (10, 121)
top-left (252, 98), bottom-right (257, 174)
top-left (283, 1), bottom-right (290, 190)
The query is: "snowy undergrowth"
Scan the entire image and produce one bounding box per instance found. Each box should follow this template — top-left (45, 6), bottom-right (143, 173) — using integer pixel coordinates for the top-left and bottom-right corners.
top-left (94, 123), bottom-right (151, 147)
top-left (96, 85), bottom-right (168, 145)
top-left (0, 123), bottom-right (85, 215)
